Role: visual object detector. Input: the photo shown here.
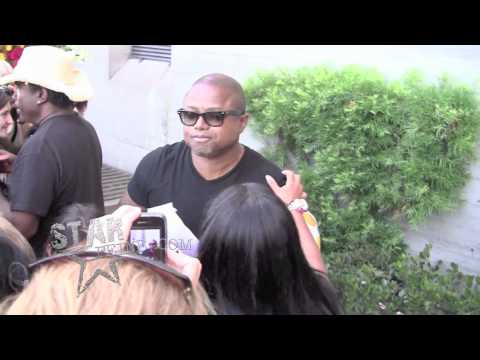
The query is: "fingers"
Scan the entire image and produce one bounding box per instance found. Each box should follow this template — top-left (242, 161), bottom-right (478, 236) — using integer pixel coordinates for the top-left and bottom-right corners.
top-left (282, 170), bottom-right (302, 188)
top-left (112, 205), bottom-right (142, 240)
top-left (182, 260), bottom-right (202, 288)
top-left (265, 174), bottom-right (280, 193)
top-left (282, 170), bottom-right (295, 185)
top-left (166, 249), bottom-right (202, 287)
top-left (113, 205), bottom-right (142, 225)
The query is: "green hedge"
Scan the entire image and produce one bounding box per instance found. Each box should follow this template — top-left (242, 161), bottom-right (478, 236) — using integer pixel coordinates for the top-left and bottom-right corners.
top-left (244, 65), bottom-right (480, 314)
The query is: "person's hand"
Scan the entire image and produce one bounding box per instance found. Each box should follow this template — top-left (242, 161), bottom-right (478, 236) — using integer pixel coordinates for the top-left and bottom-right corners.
top-left (166, 248), bottom-right (202, 288)
top-left (265, 170), bottom-right (307, 205)
top-left (110, 205), bottom-right (142, 241)
top-left (0, 149), bottom-right (16, 173)
top-left (86, 205), bottom-right (142, 251)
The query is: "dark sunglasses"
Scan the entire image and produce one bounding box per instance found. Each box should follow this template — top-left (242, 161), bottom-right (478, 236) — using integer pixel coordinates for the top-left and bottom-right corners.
top-left (177, 109), bottom-right (244, 127)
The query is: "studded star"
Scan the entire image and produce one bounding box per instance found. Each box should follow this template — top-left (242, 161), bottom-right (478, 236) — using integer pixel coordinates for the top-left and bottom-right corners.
top-left (70, 255), bottom-right (122, 296)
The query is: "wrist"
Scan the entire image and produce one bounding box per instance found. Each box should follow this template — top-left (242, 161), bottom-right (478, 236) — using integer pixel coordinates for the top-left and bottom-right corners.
top-left (287, 198), bottom-right (308, 213)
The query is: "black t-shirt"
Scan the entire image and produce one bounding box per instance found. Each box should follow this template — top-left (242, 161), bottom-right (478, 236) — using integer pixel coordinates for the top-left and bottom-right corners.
top-left (8, 113), bottom-right (105, 256)
top-left (128, 141), bottom-right (285, 237)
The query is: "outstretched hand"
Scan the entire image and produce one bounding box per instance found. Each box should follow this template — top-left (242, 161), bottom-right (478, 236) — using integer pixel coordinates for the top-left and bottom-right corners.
top-left (265, 170), bottom-right (307, 205)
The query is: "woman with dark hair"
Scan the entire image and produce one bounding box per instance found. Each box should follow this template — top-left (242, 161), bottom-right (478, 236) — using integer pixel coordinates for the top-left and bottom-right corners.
top-left (198, 172), bottom-right (343, 315)
top-left (0, 84), bottom-right (29, 154)
top-left (0, 86), bottom-right (17, 153)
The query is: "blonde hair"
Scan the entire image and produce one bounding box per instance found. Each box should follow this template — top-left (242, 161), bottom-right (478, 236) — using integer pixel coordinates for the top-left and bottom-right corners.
top-left (0, 60), bottom-right (13, 78)
top-left (5, 256), bottom-right (215, 315)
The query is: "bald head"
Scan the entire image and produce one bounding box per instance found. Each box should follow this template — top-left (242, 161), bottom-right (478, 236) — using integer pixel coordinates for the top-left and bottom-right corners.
top-left (188, 73), bottom-right (246, 113)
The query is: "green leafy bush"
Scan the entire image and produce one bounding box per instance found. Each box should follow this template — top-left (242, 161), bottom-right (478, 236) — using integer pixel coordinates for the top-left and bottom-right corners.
top-left (244, 65), bottom-right (480, 314)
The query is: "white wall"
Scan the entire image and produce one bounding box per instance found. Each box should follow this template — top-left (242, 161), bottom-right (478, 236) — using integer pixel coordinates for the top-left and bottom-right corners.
top-left (80, 45), bottom-right (480, 173)
top-left (80, 46), bottom-right (171, 172)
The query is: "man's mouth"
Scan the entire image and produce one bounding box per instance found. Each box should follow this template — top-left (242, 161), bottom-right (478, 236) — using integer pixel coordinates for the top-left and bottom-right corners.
top-left (191, 136), bottom-right (211, 143)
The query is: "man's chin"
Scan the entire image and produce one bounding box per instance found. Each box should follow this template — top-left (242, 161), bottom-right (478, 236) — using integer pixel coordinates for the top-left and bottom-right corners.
top-left (186, 142), bottom-right (215, 158)
top-left (191, 148), bottom-right (217, 159)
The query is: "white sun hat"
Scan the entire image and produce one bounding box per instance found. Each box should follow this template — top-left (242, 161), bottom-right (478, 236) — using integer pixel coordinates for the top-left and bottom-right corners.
top-left (0, 46), bottom-right (93, 102)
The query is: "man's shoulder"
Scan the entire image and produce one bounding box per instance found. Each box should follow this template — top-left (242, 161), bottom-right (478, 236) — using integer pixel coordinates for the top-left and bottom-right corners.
top-left (16, 127), bottom-right (49, 157)
top-left (241, 145), bottom-right (285, 185)
top-left (143, 141), bottom-right (186, 161)
top-left (34, 114), bottom-right (95, 143)
top-left (137, 141), bottom-right (187, 172)
top-left (243, 146), bottom-right (282, 172)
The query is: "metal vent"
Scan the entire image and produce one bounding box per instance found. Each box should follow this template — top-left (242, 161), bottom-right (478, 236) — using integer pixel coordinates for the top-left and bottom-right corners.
top-left (130, 45), bottom-right (172, 64)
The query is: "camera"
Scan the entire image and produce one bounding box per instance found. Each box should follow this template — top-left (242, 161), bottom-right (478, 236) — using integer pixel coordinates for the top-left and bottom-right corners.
top-left (129, 213), bottom-right (167, 262)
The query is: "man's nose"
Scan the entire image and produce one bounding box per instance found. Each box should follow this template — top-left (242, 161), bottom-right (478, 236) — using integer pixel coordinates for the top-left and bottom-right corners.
top-left (193, 114), bottom-right (210, 130)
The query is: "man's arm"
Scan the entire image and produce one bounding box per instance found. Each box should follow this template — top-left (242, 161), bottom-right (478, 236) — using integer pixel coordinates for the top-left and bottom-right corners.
top-left (8, 211), bottom-right (39, 240)
top-left (120, 191), bottom-right (143, 209)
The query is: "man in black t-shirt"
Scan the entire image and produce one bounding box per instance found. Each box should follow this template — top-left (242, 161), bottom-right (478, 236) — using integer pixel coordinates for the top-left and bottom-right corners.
top-left (122, 73), bottom-right (286, 238)
top-left (0, 46), bottom-right (104, 257)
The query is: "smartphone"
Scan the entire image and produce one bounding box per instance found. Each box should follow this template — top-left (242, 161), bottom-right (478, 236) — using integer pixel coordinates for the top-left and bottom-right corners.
top-left (129, 213), bottom-right (167, 262)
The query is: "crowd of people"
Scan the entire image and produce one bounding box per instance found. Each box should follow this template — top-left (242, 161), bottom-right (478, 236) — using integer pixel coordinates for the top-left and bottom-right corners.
top-left (0, 46), bottom-right (342, 315)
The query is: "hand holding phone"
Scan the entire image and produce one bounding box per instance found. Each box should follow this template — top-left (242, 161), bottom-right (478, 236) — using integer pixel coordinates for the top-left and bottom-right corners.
top-left (129, 213), bottom-right (167, 262)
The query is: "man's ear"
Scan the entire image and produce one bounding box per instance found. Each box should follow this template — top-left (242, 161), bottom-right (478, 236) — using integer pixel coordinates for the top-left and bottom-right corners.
top-left (36, 87), bottom-right (48, 105)
top-left (239, 113), bottom-right (249, 133)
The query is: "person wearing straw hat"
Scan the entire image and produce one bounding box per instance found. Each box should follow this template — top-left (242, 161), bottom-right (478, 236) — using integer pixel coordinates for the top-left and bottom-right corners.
top-left (0, 46), bottom-right (104, 257)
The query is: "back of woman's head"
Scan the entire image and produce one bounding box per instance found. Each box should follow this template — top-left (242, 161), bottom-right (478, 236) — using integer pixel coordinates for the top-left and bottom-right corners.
top-left (0, 217), bottom-right (36, 302)
top-left (5, 256), bottom-right (213, 315)
top-left (199, 183), bottom-right (341, 314)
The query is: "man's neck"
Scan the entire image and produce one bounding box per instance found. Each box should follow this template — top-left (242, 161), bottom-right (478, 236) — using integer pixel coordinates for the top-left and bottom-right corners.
top-left (36, 105), bottom-right (74, 126)
top-left (191, 143), bottom-right (245, 181)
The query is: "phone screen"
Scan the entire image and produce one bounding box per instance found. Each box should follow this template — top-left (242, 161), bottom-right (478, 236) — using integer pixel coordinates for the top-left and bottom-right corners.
top-left (129, 214), bottom-right (166, 262)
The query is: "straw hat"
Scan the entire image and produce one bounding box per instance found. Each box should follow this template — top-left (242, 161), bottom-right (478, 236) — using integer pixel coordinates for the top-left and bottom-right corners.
top-left (0, 60), bottom-right (13, 77)
top-left (0, 46), bottom-right (93, 102)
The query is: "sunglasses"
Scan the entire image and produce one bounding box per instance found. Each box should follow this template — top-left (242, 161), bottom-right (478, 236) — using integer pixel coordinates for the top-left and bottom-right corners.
top-left (26, 250), bottom-right (193, 301)
top-left (177, 109), bottom-right (244, 127)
